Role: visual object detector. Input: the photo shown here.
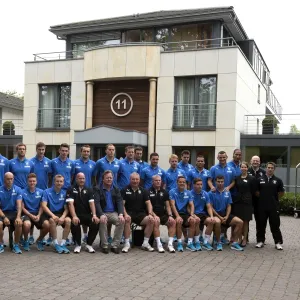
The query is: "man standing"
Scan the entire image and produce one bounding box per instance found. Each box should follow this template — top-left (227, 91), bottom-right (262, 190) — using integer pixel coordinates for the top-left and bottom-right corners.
top-left (178, 150), bottom-right (194, 174)
top-left (21, 173), bottom-right (50, 251)
top-left (94, 170), bottom-right (125, 254)
top-left (255, 162), bottom-right (284, 250)
top-left (187, 155), bottom-right (211, 191)
top-left (0, 153), bottom-right (9, 186)
top-left (0, 172), bottom-right (23, 254)
top-left (227, 149), bottom-right (242, 177)
top-left (66, 173), bottom-right (99, 254)
top-left (41, 175), bottom-right (71, 254)
top-left (121, 172), bottom-right (155, 253)
top-left (165, 154), bottom-right (186, 192)
top-left (9, 143), bottom-right (34, 189)
top-left (141, 153), bottom-right (166, 189)
top-left (118, 146), bottom-right (140, 190)
top-left (134, 146), bottom-right (149, 170)
top-left (209, 175), bottom-right (244, 251)
top-left (51, 143), bottom-right (74, 190)
top-left (169, 176), bottom-right (197, 252)
top-left (94, 144), bottom-right (120, 187)
top-left (150, 175), bottom-right (176, 253)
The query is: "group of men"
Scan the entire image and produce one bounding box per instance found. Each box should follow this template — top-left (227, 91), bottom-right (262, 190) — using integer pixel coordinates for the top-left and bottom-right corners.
top-left (0, 142), bottom-right (284, 254)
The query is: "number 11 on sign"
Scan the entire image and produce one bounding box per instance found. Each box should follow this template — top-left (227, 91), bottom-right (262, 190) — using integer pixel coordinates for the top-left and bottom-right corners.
top-left (116, 99), bottom-right (127, 110)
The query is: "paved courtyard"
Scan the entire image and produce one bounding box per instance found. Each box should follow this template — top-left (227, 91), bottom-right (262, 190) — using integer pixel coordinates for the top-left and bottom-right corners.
top-left (1, 216), bottom-right (300, 300)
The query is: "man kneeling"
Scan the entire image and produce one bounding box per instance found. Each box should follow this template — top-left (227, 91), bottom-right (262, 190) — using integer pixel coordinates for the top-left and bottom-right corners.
top-left (121, 173), bottom-right (155, 253)
top-left (209, 175), bottom-right (244, 251)
top-left (67, 173), bottom-right (100, 254)
top-left (41, 175), bottom-right (71, 254)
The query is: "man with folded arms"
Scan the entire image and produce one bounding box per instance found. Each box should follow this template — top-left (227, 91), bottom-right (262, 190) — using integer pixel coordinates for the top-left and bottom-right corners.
top-left (66, 172), bottom-right (100, 254)
top-left (94, 170), bottom-right (125, 254)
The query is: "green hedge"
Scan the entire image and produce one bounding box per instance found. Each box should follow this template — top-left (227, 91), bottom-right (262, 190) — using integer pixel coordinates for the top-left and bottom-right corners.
top-left (279, 192), bottom-right (300, 215)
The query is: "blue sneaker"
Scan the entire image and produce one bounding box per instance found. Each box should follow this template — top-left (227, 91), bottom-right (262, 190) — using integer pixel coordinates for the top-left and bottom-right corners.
top-left (202, 242), bottom-right (213, 251)
top-left (54, 243), bottom-right (63, 254)
top-left (65, 238), bottom-right (72, 246)
top-left (82, 235), bottom-right (88, 244)
top-left (231, 242), bottom-right (244, 251)
top-left (194, 241), bottom-right (202, 251)
top-left (213, 236), bottom-right (217, 245)
top-left (186, 242), bottom-right (197, 252)
top-left (108, 236), bottom-right (113, 244)
top-left (28, 236), bottom-right (35, 245)
top-left (12, 243), bottom-right (22, 254)
top-left (42, 239), bottom-right (46, 245)
top-left (61, 244), bottom-right (70, 254)
top-left (221, 236), bottom-right (230, 245)
top-left (0, 244), bottom-right (4, 253)
top-left (23, 240), bottom-right (30, 251)
top-left (45, 237), bottom-right (52, 246)
top-left (19, 237), bottom-right (24, 246)
top-left (173, 235), bottom-right (178, 243)
top-left (199, 236), bottom-right (204, 244)
top-left (184, 237), bottom-right (188, 244)
top-left (177, 242), bottom-right (183, 252)
top-left (216, 242), bottom-right (223, 251)
top-left (37, 240), bottom-right (44, 251)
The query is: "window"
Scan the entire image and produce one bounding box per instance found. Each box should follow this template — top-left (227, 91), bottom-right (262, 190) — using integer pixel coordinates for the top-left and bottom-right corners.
top-left (258, 84), bottom-right (261, 104)
top-left (38, 84), bottom-right (71, 129)
top-left (173, 76), bottom-right (217, 129)
top-left (125, 30), bottom-right (140, 42)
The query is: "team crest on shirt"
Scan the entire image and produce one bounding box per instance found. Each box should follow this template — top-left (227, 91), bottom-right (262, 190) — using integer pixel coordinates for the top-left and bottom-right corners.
top-left (259, 172), bottom-right (263, 176)
top-left (59, 194), bottom-right (64, 200)
top-left (36, 191), bottom-right (39, 196)
top-left (89, 165), bottom-right (93, 168)
top-left (273, 180), bottom-right (277, 184)
top-left (1, 159), bottom-right (3, 163)
top-left (83, 190), bottom-right (86, 194)
top-left (160, 192), bottom-right (164, 197)
top-left (138, 190), bottom-right (141, 194)
top-left (66, 162), bottom-right (71, 169)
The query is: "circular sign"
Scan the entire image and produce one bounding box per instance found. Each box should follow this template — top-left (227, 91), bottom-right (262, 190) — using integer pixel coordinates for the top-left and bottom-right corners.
top-left (110, 93), bottom-right (133, 117)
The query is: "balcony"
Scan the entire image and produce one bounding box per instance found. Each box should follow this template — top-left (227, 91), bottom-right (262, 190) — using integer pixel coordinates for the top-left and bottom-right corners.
top-left (267, 89), bottom-right (283, 120)
top-left (37, 108), bottom-right (70, 131)
top-left (0, 119), bottom-right (23, 136)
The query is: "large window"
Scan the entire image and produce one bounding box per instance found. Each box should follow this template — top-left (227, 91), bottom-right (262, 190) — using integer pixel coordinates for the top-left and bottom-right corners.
top-left (173, 76), bottom-right (217, 129)
top-left (38, 84), bottom-right (71, 130)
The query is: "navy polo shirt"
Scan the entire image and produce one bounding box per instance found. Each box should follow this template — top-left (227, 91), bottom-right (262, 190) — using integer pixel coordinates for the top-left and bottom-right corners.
top-left (9, 158), bottom-right (34, 189)
top-left (191, 189), bottom-right (210, 215)
top-left (187, 168), bottom-right (211, 191)
top-left (102, 186), bottom-right (114, 213)
top-left (117, 158), bottom-right (140, 190)
top-left (22, 187), bottom-right (43, 214)
top-left (0, 155), bottom-right (9, 186)
top-left (178, 161), bottom-right (194, 174)
top-left (42, 187), bottom-right (66, 213)
top-left (51, 157), bottom-right (75, 190)
top-left (94, 157), bottom-right (120, 187)
top-left (209, 163), bottom-right (236, 188)
top-left (74, 158), bottom-right (96, 188)
top-left (0, 184), bottom-right (22, 212)
top-left (169, 188), bottom-right (192, 214)
top-left (30, 156), bottom-right (52, 190)
top-left (165, 168), bottom-right (187, 192)
top-left (141, 165), bottom-right (166, 189)
top-left (208, 189), bottom-right (232, 215)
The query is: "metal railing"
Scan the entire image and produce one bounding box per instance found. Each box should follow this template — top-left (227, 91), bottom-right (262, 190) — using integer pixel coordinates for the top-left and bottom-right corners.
top-left (32, 37), bottom-right (237, 61)
top-left (0, 119), bottom-right (23, 135)
top-left (243, 114), bottom-right (300, 135)
top-left (267, 89), bottom-right (283, 119)
top-left (37, 108), bottom-right (70, 129)
top-left (173, 103), bottom-right (216, 129)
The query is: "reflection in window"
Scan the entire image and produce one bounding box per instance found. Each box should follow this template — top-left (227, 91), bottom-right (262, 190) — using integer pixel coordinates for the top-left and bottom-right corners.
top-left (125, 30), bottom-right (140, 42)
top-left (72, 40), bottom-right (120, 57)
top-left (141, 29), bottom-right (153, 42)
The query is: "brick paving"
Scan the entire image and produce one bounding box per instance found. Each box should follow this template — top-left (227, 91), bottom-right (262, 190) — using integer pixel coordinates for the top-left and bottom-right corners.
top-left (1, 216), bottom-right (300, 300)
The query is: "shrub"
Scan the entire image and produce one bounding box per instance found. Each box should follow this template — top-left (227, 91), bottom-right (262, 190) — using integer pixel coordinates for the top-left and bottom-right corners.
top-left (279, 192), bottom-right (300, 215)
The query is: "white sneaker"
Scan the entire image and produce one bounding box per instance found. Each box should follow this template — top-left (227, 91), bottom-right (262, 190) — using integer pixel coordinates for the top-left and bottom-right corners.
top-left (85, 245), bottom-right (95, 253)
top-left (275, 243), bottom-right (283, 250)
top-left (167, 244), bottom-right (175, 253)
top-left (74, 245), bottom-right (81, 253)
top-left (157, 245), bottom-right (165, 253)
top-left (141, 243), bottom-right (154, 252)
top-left (256, 242), bottom-right (264, 248)
top-left (122, 243), bottom-right (130, 253)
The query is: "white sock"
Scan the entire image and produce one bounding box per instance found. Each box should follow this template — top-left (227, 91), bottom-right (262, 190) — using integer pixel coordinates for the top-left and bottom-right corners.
top-left (205, 235), bottom-right (211, 243)
top-left (188, 238), bottom-right (193, 244)
top-left (124, 239), bottom-right (130, 245)
top-left (194, 235), bottom-right (200, 243)
top-left (168, 237), bottom-right (174, 245)
top-left (177, 238), bottom-right (182, 243)
top-left (199, 230), bottom-right (203, 236)
top-left (143, 237), bottom-right (149, 245)
top-left (155, 237), bottom-right (162, 247)
top-left (53, 239), bottom-right (58, 245)
top-left (60, 239), bottom-right (66, 246)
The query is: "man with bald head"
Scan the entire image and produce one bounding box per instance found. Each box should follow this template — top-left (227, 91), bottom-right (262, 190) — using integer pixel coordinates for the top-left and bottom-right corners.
top-left (0, 172), bottom-right (23, 254)
top-left (66, 172), bottom-right (99, 253)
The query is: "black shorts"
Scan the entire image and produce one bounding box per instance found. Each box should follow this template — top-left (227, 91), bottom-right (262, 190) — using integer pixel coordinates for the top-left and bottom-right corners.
top-left (127, 211), bottom-right (147, 226)
top-left (195, 213), bottom-right (208, 225)
top-left (0, 211), bottom-right (18, 230)
top-left (220, 213), bottom-right (235, 227)
top-left (179, 213), bottom-right (191, 228)
top-left (45, 211), bottom-right (68, 227)
top-left (156, 213), bottom-right (170, 226)
top-left (22, 213), bottom-right (48, 230)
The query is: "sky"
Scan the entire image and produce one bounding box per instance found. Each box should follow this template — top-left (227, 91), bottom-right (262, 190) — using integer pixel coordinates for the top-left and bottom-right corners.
top-left (0, 0), bottom-right (298, 124)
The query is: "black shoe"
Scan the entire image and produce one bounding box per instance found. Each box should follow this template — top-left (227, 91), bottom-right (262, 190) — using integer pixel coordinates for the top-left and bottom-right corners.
top-left (111, 247), bottom-right (120, 254)
top-left (102, 247), bottom-right (109, 254)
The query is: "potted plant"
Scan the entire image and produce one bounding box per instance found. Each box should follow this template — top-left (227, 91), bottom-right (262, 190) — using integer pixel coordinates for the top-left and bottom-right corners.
top-left (2, 121), bottom-right (15, 135)
top-left (262, 115), bottom-right (279, 134)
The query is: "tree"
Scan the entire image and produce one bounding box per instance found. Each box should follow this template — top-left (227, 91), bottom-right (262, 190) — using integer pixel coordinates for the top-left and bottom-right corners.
top-left (0, 90), bottom-right (24, 100)
top-left (290, 124), bottom-right (300, 134)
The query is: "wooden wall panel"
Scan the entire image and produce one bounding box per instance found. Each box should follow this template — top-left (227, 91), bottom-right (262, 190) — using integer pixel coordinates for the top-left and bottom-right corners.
top-left (93, 80), bottom-right (149, 133)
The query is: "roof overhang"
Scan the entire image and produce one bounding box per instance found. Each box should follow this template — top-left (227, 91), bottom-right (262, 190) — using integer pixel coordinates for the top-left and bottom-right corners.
top-left (74, 125), bottom-right (148, 146)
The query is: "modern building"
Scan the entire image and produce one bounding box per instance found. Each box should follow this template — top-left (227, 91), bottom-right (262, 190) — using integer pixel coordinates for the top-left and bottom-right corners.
top-left (23, 6), bottom-right (282, 169)
top-left (0, 92), bottom-right (23, 158)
